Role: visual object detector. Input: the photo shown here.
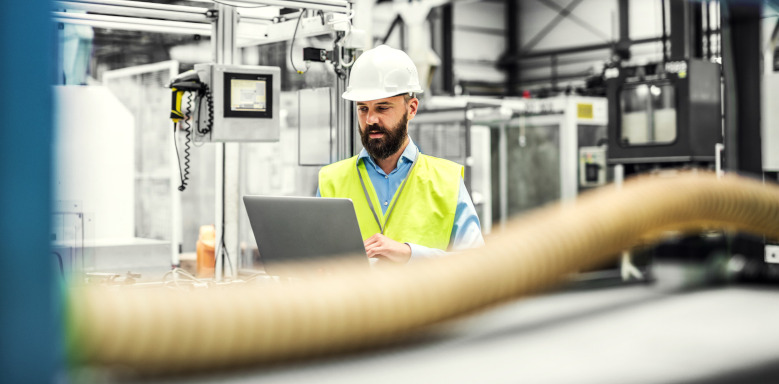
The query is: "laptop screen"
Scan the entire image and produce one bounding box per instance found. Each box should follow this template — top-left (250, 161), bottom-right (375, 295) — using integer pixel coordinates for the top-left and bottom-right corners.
top-left (243, 196), bottom-right (368, 275)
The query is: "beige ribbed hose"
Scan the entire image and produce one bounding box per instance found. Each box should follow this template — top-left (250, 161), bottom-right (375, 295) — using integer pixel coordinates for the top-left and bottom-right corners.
top-left (66, 172), bottom-right (779, 373)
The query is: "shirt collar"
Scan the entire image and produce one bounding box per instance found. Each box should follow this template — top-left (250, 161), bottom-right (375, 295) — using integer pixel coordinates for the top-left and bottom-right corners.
top-left (358, 137), bottom-right (418, 170)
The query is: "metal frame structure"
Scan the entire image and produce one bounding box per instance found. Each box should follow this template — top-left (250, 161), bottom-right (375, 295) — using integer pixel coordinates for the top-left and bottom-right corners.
top-left (53, 0), bottom-right (354, 279)
top-left (53, 0), bottom-right (351, 46)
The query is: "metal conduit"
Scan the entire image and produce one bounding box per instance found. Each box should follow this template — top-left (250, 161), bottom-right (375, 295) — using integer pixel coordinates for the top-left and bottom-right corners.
top-left (61, 0), bottom-right (209, 14)
top-left (52, 11), bottom-right (212, 34)
top-left (52, 18), bottom-right (212, 36)
top-left (66, 172), bottom-right (779, 374)
top-left (54, 0), bottom-right (349, 25)
top-left (54, 1), bottom-right (210, 23)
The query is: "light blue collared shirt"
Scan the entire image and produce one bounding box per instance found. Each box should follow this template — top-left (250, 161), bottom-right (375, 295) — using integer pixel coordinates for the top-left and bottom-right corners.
top-left (317, 138), bottom-right (484, 260)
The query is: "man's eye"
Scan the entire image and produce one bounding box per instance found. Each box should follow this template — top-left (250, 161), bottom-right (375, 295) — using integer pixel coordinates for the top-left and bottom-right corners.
top-left (358, 107), bottom-right (368, 112)
top-left (378, 107), bottom-right (389, 111)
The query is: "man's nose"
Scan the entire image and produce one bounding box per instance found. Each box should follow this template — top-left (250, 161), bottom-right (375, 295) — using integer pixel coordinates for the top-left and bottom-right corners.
top-left (365, 110), bottom-right (379, 125)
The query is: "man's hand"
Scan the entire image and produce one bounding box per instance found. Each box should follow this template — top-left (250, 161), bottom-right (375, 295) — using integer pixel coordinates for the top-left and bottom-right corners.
top-left (364, 233), bottom-right (411, 264)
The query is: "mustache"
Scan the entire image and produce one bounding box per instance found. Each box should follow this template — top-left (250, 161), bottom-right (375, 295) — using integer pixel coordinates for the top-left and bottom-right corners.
top-left (365, 124), bottom-right (388, 134)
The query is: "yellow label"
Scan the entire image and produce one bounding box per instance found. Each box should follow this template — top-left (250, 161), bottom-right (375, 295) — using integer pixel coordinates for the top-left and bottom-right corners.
top-left (577, 103), bottom-right (593, 119)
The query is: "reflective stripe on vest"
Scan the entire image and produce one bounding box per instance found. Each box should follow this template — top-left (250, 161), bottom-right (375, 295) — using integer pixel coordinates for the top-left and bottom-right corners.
top-left (319, 154), bottom-right (463, 250)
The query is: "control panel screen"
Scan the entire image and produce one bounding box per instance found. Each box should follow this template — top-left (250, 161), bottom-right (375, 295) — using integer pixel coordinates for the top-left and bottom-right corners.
top-left (230, 79), bottom-right (267, 112)
top-left (223, 72), bottom-right (273, 118)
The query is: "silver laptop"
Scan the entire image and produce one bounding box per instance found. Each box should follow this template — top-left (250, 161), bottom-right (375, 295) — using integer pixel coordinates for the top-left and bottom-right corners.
top-left (243, 196), bottom-right (369, 275)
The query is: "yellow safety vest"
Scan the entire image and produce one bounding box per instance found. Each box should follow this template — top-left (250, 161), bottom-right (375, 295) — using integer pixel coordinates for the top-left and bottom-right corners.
top-left (319, 153), bottom-right (463, 250)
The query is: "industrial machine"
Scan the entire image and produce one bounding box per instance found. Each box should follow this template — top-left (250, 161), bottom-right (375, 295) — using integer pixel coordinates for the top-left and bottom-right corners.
top-left (602, 0), bottom-right (779, 283)
top-left (600, 0), bottom-right (727, 282)
top-left (414, 95), bottom-right (609, 235)
top-left (605, 59), bottom-right (721, 166)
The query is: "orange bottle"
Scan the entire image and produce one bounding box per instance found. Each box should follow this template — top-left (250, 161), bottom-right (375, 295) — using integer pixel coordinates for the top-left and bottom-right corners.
top-left (196, 225), bottom-right (215, 278)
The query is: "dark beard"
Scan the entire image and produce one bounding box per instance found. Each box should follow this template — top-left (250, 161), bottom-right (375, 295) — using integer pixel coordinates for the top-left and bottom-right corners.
top-left (360, 113), bottom-right (409, 160)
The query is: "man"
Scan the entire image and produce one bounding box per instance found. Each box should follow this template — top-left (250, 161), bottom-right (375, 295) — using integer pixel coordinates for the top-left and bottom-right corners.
top-left (318, 45), bottom-right (484, 264)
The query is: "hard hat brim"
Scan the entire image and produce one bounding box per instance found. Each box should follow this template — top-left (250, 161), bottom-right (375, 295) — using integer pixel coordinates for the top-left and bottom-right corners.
top-left (342, 88), bottom-right (423, 102)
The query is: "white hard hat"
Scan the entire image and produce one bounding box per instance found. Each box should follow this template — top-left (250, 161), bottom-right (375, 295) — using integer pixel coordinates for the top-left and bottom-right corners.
top-left (342, 45), bottom-right (424, 102)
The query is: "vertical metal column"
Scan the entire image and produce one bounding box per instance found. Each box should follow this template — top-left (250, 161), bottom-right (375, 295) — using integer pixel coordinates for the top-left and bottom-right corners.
top-left (335, 68), bottom-right (353, 160)
top-left (691, 0), bottom-right (704, 59)
top-left (213, 4), bottom-right (240, 280)
top-left (498, 0), bottom-right (520, 96)
top-left (669, 0), bottom-right (689, 61)
top-left (721, 0), bottom-right (765, 274)
top-left (168, 61), bottom-right (183, 267)
top-left (615, 0), bottom-right (631, 60)
top-left (722, 0), bottom-right (763, 175)
top-left (560, 100), bottom-right (578, 201)
top-left (441, 4), bottom-right (454, 95)
top-left (498, 122), bottom-right (508, 231)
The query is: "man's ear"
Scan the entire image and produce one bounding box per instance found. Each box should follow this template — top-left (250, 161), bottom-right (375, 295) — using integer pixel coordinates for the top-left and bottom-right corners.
top-left (407, 98), bottom-right (419, 119)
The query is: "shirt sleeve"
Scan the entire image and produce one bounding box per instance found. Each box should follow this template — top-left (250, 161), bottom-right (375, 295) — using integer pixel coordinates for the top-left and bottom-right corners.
top-left (408, 178), bottom-right (484, 262)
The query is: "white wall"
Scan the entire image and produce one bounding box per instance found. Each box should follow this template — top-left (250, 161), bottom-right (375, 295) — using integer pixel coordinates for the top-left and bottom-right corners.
top-left (453, 0), bottom-right (506, 84)
top-left (53, 86), bottom-right (135, 240)
top-left (519, 0), bottom-right (616, 52)
top-left (516, 0), bottom-right (676, 87)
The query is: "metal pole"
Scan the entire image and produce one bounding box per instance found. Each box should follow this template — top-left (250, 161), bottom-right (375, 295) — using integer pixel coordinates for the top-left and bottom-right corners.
top-left (213, 4), bottom-right (241, 280)
top-left (662, 0), bottom-right (668, 62)
top-left (498, 122), bottom-right (507, 231)
top-left (64, 0), bottom-right (209, 13)
top-left (52, 12), bottom-right (212, 35)
top-left (335, 70), bottom-right (352, 160)
top-left (442, 4), bottom-right (454, 95)
top-left (54, 1), bottom-right (210, 22)
top-left (561, 99), bottom-right (578, 201)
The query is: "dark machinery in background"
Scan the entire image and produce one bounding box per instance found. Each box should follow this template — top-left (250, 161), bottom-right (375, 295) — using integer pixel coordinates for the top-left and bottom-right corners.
top-left (605, 59), bottom-right (721, 167)
top-left (603, 0), bottom-right (777, 283)
top-left (606, 0), bottom-right (722, 171)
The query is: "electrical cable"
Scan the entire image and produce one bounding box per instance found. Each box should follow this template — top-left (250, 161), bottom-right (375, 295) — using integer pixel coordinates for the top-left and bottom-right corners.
top-left (175, 92), bottom-right (194, 192)
top-left (214, 141), bottom-right (234, 278)
top-left (333, 11), bottom-right (355, 70)
top-left (162, 268), bottom-right (206, 290)
top-left (222, 237), bottom-right (235, 276)
top-left (172, 122), bottom-right (187, 188)
top-left (202, 84), bottom-right (214, 135)
top-left (290, 8), bottom-right (310, 74)
top-left (52, 251), bottom-right (64, 278)
top-left (214, 234), bottom-right (235, 277)
top-left (192, 84), bottom-right (213, 148)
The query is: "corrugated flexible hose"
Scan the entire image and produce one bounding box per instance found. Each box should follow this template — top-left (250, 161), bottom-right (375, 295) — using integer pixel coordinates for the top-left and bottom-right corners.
top-left (66, 172), bottom-right (779, 373)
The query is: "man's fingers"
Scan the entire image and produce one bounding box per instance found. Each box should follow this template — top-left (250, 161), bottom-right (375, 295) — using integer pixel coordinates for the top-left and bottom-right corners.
top-left (366, 247), bottom-right (385, 258)
top-left (363, 233), bottom-right (382, 247)
top-left (364, 238), bottom-right (382, 252)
